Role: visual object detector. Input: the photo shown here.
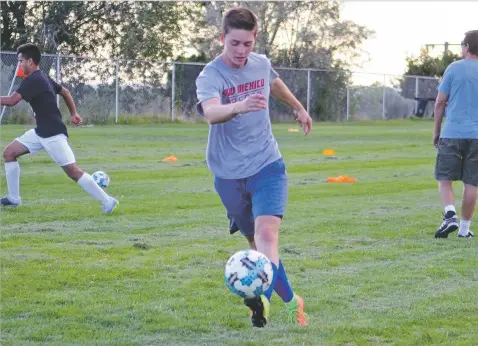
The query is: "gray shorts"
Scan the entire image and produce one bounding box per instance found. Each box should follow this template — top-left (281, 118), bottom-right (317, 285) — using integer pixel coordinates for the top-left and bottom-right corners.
top-left (435, 138), bottom-right (478, 186)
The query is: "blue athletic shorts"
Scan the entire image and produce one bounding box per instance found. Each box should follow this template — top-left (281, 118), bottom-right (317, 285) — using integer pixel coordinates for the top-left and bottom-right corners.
top-left (214, 158), bottom-right (288, 237)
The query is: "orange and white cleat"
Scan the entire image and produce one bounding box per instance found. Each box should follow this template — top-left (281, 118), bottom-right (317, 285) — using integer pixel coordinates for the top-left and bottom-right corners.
top-left (286, 294), bottom-right (308, 326)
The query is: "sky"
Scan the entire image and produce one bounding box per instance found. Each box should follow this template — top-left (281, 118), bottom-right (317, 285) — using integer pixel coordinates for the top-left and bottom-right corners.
top-left (340, 1), bottom-right (478, 85)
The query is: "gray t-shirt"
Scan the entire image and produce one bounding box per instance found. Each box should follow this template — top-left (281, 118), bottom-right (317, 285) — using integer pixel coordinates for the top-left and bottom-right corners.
top-left (196, 52), bottom-right (281, 179)
top-left (438, 59), bottom-right (478, 139)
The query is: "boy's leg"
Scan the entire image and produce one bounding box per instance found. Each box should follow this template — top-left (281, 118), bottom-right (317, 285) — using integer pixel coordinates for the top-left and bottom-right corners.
top-left (249, 158), bottom-right (308, 326)
top-left (434, 139), bottom-right (460, 238)
top-left (2, 130), bottom-right (42, 206)
top-left (41, 134), bottom-right (118, 213)
top-left (459, 184), bottom-right (476, 238)
top-left (250, 159), bottom-right (287, 300)
top-left (214, 177), bottom-right (255, 239)
top-left (459, 140), bottom-right (478, 238)
top-left (214, 177), bottom-right (271, 327)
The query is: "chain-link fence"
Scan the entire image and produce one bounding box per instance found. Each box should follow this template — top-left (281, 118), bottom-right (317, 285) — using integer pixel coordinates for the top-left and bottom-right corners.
top-left (0, 51), bottom-right (440, 124)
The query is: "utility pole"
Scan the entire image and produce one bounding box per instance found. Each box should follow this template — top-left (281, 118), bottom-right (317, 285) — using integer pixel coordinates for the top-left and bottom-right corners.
top-left (425, 42), bottom-right (461, 55)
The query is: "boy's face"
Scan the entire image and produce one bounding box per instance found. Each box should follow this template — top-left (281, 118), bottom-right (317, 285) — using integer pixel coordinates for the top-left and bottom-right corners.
top-left (18, 54), bottom-right (35, 75)
top-left (221, 28), bottom-right (256, 68)
top-left (461, 41), bottom-right (472, 58)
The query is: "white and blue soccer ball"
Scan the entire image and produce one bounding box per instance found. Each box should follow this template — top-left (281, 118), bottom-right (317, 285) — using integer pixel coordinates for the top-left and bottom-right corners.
top-left (224, 249), bottom-right (274, 299)
top-left (92, 171), bottom-right (110, 188)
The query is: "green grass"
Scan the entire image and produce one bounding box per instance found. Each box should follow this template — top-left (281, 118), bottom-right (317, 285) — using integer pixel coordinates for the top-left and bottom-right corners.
top-left (1, 120), bottom-right (477, 345)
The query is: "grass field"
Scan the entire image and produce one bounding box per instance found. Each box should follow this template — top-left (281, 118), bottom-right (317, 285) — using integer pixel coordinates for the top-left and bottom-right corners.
top-left (1, 121), bottom-right (477, 346)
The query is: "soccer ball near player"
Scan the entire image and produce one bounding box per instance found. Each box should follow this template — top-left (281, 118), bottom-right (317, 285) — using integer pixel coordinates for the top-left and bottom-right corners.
top-left (92, 171), bottom-right (110, 188)
top-left (224, 249), bottom-right (274, 299)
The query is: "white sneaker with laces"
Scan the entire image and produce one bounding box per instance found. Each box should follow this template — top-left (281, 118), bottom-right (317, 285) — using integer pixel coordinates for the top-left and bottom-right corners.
top-left (102, 197), bottom-right (118, 213)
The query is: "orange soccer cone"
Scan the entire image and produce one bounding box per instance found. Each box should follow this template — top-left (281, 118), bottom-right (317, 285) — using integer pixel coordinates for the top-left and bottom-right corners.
top-left (161, 155), bottom-right (178, 162)
top-left (323, 149), bottom-right (336, 156)
top-left (288, 128), bottom-right (299, 132)
top-left (16, 66), bottom-right (28, 78)
top-left (327, 175), bottom-right (356, 183)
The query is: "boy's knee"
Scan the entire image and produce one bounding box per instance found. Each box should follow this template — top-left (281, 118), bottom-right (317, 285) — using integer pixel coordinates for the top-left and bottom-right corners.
top-left (62, 164), bottom-right (84, 181)
top-left (255, 216), bottom-right (280, 242)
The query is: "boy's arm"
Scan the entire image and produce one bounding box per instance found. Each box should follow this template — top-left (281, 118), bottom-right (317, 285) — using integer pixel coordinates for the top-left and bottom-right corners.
top-left (201, 98), bottom-right (242, 124)
top-left (0, 93), bottom-right (22, 106)
top-left (201, 95), bottom-right (267, 124)
top-left (433, 92), bottom-right (448, 147)
top-left (59, 87), bottom-right (78, 115)
top-left (433, 65), bottom-right (453, 147)
top-left (196, 66), bottom-right (266, 124)
top-left (59, 87), bottom-right (83, 126)
top-left (49, 77), bottom-right (82, 126)
top-left (2, 77), bottom-right (36, 106)
top-left (270, 78), bottom-right (312, 135)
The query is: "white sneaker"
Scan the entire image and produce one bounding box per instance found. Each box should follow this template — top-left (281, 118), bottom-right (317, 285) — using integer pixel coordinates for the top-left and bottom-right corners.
top-left (102, 197), bottom-right (118, 213)
top-left (1, 196), bottom-right (22, 207)
top-left (458, 231), bottom-right (474, 238)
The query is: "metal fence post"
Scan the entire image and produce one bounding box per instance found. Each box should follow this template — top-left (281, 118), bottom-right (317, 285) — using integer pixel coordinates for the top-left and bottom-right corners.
top-left (414, 76), bottom-right (419, 114)
top-left (171, 62), bottom-right (176, 121)
top-left (382, 74), bottom-right (386, 120)
top-left (414, 76), bottom-right (419, 99)
top-left (306, 69), bottom-right (311, 115)
top-left (0, 61), bottom-right (19, 123)
top-left (56, 54), bottom-right (61, 107)
top-left (346, 79), bottom-right (350, 121)
top-left (115, 59), bottom-right (119, 124)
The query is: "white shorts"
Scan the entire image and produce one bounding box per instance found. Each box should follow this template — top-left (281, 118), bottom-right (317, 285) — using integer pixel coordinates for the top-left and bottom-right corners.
top-left (16, 129), bottom-right (76, 167)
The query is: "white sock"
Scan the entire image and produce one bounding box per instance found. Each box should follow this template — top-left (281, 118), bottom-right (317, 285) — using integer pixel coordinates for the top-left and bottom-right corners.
top-left (77, 173), bottom-right (110, 205)
top-left (459, 220), bottom-right (471, 236)
top-left (445, 205), bottom-right (456, 214)
top-left (5, 161), bottom-right (20, 201)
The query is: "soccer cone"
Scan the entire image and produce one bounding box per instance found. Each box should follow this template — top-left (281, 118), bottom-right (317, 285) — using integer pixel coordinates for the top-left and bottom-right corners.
top-left (161, 155), bottom-right (178, 162)
top-left (327, 175), bottom-right (356, 183)
top-left (16, 66), bottom-right (28, 78)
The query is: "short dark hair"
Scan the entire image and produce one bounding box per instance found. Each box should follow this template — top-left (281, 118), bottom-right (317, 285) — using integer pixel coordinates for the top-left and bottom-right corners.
top-left (463, 30), bottom-right (478, 55)
top-left (222, 8), bottom-right (258, 36)
top-left (17, 43), bottom-right (41, 65)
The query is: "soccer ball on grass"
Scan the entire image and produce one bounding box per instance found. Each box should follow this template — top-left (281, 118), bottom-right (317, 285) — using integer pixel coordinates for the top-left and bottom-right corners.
top-left (224, 249), bottom-right (274, 299)
top-left (92, 171), bottom-right (110, 188)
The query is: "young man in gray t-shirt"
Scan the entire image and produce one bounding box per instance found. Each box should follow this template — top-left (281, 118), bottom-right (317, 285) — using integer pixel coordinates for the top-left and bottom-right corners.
top-left (196, 8), bottom-right (312, 328)
top-left (433, 30), bottom-right (478, 239)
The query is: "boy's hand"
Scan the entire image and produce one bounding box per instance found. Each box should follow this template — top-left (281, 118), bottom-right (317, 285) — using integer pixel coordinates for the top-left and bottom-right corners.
top-left (70, 113), bottom-right (83, 126)
top-left (237, 94), bottom-right (267, 114)
top-left (295, 108), bottom-right (312, 136)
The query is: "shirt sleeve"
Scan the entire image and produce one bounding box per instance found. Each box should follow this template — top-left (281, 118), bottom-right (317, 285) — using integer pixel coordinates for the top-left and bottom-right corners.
top-left (438, 65), bottom-right (454, 95)
top-left (48, 77), bottom-right (63, 94)
top-left (196, 67), bottom-right (221, 117)
top-left (267, 54), bottom-right (279, 83)
top-left (16, 77), bottom-right (38, 102)
top-left (270, 67), bottom-right (279, 81)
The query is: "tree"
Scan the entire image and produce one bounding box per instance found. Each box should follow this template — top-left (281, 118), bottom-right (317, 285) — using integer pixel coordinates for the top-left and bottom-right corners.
top-left (1, 1), bottom-right (192, 96)
top-left (1, 2), bottom-right (192, 123)
top-left (185, 1), bottom-right (372, 69)
top-left (1, 1), bottom-right (187, 60)
top-left (1, 1), bottom-right (373, 121)
top-left (398, 49), bottom-right (461, 106)
top-left (179, 1), bottom-right (373, 120)
top-left (2, 2), bottom-right (125, 55)
top-left (1, 1), bottom-right (29, 50)
top-left (404, 48), bottom-right (460, 78)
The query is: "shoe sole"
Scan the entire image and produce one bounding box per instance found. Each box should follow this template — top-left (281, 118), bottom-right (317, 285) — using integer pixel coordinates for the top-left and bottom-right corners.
top-left (458, 232), bottom-right (474, 238)
top-left (244, 297), bottom-right (267, 328)
top-left (435, 223), bottom-right (459, 238)
top-left (1, 203), bottom-right (21, 208)
top-left (295, 296), bottom-right (309, 327)
top-left (103, 200), bottom-right (119, 213)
